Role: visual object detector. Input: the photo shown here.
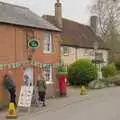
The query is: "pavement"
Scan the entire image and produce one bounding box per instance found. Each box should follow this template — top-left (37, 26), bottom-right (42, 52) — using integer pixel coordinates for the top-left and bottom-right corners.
top-left (1, 86), bottom-right (120, 120)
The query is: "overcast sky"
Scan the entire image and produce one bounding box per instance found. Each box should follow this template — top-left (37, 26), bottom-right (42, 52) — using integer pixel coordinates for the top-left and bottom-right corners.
top-left (0, 0), bottom-right (94, 25)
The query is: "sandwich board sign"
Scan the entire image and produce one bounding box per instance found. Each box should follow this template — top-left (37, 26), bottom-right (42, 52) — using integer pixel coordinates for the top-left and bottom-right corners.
top-left (18, 86), bottom-right (33, 108)
top-left (18, 68), bottom-right (33, 111)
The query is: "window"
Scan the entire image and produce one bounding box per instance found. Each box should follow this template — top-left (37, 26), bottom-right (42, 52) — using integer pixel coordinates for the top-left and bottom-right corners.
top-left (43, 64), bottom-right (52, 84)
top-left (63, 46), bottom-right (69, 56)
top-left (95, 52), bottom-right (103, 61)
top-left (44, 32), bottom-right (52, 53)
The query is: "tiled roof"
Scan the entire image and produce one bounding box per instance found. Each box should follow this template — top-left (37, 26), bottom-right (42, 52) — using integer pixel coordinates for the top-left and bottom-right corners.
top-left (43, 15), bottom-right (107, 49)
top-left (0, 2), bottom-right (60, 31)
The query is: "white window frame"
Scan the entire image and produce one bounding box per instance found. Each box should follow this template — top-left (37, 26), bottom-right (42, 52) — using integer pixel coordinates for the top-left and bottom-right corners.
top-left (63, 46), bottom-right (69, 56)
top-left (43, 64), bottom-right (52, 84)
top-left (43, 32), bottom-right (52, 54)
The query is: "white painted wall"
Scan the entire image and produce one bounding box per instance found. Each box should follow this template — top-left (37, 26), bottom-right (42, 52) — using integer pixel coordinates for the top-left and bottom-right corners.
top-left (61, 47), bottom-right (76, 65)
top-left (61, 46), bottom-right (108, 65)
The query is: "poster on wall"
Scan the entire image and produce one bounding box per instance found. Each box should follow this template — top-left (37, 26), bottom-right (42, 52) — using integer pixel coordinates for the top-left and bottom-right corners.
top-left (18, 67), bottom-right (34, 108)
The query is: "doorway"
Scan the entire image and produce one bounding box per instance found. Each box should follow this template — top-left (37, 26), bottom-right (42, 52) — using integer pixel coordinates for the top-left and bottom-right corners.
top-left (23, 67), bottom-right (33, 86)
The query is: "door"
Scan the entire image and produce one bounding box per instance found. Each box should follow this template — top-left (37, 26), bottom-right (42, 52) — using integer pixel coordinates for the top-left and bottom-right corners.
top-left (23, 67), bottom-right (33, 86)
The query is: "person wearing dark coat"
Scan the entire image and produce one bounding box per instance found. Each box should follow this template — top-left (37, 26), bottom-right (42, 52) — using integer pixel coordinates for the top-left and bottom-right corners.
top-left (36, 75), bottom-right (47, 107)
top-left (3, 71), bottom-right (16, 107)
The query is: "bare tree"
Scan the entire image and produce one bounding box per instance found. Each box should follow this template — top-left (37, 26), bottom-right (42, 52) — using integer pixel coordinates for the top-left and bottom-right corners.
top-left (91, 0), bottom-right (120, 42)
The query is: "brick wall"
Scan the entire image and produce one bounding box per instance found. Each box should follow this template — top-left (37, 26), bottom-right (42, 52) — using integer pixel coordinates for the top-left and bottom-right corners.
top-left (0, 23), bottom-right (60, 104)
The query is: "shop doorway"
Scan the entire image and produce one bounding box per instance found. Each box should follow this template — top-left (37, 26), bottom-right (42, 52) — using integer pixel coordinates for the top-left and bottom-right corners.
top-left (23, 67), bottom-right (33, 86)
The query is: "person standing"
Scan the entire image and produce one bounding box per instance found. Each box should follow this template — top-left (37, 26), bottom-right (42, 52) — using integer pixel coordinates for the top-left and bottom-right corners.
top-left (36, 74), bottom-right (47, 107)
top-left (3, 71), bottom-right (16, 107)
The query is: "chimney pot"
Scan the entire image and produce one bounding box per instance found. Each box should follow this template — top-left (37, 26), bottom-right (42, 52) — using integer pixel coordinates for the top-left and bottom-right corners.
top-left (55, 0), bottom-right (63, 28)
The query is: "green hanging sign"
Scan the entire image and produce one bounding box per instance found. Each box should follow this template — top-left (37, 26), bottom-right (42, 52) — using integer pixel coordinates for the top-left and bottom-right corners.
top-left (28, 39), bottom-right (39, 49)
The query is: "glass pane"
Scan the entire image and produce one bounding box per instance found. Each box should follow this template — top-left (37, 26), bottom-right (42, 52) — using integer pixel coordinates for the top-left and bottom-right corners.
top-left (44, 32), bottom-right (51, 52)
top-left (63, 47), bottom-right (69, 55)
top-left (43, 64), bottom-right (51, 82)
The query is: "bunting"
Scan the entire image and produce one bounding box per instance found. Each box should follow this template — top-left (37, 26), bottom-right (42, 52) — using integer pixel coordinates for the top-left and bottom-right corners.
top-left (0, 60), bottom-right (60, 70)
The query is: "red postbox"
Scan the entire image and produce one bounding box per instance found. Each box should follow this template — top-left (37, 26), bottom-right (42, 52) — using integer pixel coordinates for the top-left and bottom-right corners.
top-left (58, 75), bottom-right (67, 96)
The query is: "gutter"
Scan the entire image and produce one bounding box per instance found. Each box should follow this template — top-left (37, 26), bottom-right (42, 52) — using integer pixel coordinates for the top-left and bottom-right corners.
top-left (0, 22), bottom-right (62, 32)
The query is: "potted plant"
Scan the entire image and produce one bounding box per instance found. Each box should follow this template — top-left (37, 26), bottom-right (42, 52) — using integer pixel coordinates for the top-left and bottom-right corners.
top-left (56, 60), bottom-right (68, 96)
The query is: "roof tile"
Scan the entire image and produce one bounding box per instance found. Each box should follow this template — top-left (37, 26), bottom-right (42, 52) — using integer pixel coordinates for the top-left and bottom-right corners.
top-left (0, 2), bottom-right (60, 31)
top-left (43, 15), bottom-right (107, 49)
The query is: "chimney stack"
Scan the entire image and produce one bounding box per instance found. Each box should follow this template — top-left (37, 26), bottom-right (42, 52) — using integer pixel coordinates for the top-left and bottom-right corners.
top-left (55, 0), bottom-right (63, 28)
top-left (90, 16), bottom-right (98, 34)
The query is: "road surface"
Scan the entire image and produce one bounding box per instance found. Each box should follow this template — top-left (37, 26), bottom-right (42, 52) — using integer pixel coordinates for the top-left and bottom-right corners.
top-left (18, 87), bottom-right (120, 120)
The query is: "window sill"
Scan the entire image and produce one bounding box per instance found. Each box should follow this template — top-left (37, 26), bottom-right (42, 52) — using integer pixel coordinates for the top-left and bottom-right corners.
top-left (63, 54), bottom-right (69, 56)
top-left (43, 51), bottom-right (52, 54)
top-left (46, 82), bottom-right (54, 84)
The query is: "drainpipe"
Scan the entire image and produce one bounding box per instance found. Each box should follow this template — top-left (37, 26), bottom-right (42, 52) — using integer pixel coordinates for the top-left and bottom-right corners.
top-left (14, 26), bottom-right (17, 74)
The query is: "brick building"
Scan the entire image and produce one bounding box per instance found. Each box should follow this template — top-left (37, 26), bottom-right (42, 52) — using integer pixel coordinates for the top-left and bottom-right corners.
top-left (0, 2), bottom-right (61, 105)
